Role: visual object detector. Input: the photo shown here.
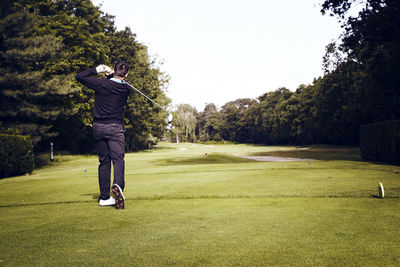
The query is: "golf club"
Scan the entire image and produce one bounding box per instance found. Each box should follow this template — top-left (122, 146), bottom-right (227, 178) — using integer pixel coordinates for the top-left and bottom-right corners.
top-left (107, 72), bottom-right (173, 123)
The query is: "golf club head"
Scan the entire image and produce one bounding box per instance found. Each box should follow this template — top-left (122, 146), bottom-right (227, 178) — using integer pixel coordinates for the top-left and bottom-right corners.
top-left (167, 113), bottom-right (173, 124)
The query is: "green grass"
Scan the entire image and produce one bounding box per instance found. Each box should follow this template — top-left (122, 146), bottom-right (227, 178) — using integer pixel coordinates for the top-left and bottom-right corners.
top-left (1, 142), bottom-right (400, 266)
top-left (251, 145), bottom-right (362, 161)
top-left (33, 153), bottom-right (76, 169)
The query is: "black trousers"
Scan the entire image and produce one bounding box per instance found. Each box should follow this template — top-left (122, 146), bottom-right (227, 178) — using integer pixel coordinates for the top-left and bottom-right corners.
top-left (93, 123), bottom-right (125, 200)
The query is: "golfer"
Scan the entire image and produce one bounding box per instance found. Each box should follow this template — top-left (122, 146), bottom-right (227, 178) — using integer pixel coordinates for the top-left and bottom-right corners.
top-left (75, 61), bottom-right (131, 209)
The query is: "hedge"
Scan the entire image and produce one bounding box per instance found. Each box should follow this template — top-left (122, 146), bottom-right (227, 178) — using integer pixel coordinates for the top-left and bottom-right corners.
top-left (360, 120), bottom-right (400, 165)
top-left (0, 134), bottom-right (34, 178)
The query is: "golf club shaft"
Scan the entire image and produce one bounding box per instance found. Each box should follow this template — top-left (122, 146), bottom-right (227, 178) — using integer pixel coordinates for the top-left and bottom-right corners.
top-left (123, 81), bottom-right (166, 111)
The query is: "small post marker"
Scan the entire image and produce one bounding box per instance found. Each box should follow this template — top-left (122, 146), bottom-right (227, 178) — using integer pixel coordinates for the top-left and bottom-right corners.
top-left (378, 183), bottom-right (384, 198)
top-left (50, 142), bottom-right (54, 162)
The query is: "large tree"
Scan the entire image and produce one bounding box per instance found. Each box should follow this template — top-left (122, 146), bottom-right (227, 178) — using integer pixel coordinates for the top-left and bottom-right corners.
top-left (321, 0), bottom-right (400, 122)
top-left (0, 8), bottom-right (75, 148)
top-left (172, 104), bottom-right (197, 143)
top-left (218, 98), bottom-right (256, 143)
top-left (1, 0), bottom-right (170, 153)
top-left (197, 103), bottom-right (222, 142)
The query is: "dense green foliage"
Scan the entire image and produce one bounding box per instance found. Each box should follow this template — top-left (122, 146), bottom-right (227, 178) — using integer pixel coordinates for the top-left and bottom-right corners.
top-left (170, 104), bottom-right (197, 143)
top-left (0, 134), bottom-right (33, 178)
top-left (322, 0), bottom-right (400, 122)
top-left (0, 0), bottom-right (169, 153)
top-left (360, 120), bottom-right (400, 165)
top-left (1, 0), bottom-right (398, 154)
top-left (0, 9), bottom-right (74, 147)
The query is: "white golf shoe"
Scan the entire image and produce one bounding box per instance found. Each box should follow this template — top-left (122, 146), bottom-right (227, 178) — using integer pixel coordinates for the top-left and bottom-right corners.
top-left (99, 196), bottom-right (115, 206)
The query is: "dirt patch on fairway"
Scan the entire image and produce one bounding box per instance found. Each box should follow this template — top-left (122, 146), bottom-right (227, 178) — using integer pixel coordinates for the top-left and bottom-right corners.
top-left (242, 156), bottom-right (316, 162)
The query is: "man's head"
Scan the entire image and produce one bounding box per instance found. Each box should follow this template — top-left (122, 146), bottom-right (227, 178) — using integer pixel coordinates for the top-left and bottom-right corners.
top-left (114, 61), bottom-right (129, 78)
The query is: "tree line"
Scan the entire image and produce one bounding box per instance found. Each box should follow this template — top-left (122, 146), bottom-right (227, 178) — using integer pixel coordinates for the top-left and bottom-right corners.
top-left (0, 0), bottom-right (170, 153)
top-left (172, 0), bottom-right (400, 146)
top-left (1, 0), bottom-right (398, 152)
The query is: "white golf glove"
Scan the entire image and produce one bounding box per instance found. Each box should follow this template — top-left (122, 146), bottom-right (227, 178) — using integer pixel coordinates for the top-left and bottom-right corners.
top-left (95, 64), bottom-right (112, 73)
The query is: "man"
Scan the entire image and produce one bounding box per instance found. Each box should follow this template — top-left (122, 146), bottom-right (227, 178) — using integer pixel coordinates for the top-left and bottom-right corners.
top-left (75, 61), bottom-right (131, 209)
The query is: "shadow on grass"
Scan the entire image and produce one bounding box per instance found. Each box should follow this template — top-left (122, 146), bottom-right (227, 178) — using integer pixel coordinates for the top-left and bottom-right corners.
top-left (137, 146), bottom-right (176, 154)
top-left (155, 153), bottom-right (254, 166)
top-left (3, 193), bottom-right (399, 208)
top-left (34, 153), bottom-right (77, 170)
top-left (152, 145), bottom-right (176, 150)
top-left (34, 154), bottom-right (53, 169)
top-left (81, 193), bottom-right (100, 200)
top-left (250, 145), bottom-right (362, 161)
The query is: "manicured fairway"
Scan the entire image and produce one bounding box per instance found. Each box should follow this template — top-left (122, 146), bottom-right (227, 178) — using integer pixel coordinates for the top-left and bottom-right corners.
top-left (1, 143), bottom-right (400, 266)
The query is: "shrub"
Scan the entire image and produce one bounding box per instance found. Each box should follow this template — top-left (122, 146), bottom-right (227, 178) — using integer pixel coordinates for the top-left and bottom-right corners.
top-left (0, 134), bottom-right (34, 178)
top-left (360, 120), bottom-right (400, 165)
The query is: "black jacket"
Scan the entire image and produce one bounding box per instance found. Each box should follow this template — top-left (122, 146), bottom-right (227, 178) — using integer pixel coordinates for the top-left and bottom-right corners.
top-left (75, 68), bottom-right (131, 124)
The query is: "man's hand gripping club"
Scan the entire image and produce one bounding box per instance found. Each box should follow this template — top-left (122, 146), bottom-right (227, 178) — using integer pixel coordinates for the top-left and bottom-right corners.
top-left (96, 64), bottom-right (114, 77)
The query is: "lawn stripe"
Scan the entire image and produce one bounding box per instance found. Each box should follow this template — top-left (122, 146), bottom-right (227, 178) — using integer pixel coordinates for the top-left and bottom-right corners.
top-left (1, 194), bottom-right (397, 208)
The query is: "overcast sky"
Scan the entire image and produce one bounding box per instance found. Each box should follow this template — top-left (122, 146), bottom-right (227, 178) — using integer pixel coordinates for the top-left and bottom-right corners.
top-left (93, 0), bottom-right (343, 111)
